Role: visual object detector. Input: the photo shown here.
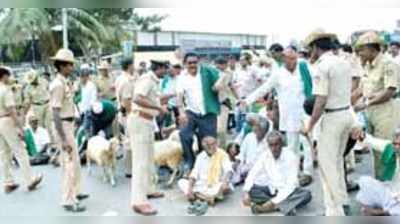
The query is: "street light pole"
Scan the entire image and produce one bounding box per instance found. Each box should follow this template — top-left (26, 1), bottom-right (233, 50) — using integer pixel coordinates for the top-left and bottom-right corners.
top-left (62, 8), bottom-right (68, 49)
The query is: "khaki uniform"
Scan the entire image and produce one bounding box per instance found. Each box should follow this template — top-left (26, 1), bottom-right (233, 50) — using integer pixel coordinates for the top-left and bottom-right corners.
top-left (94, 74), bottom-right (116, 101)
top-left (313, 52), bottom-right (354, 216)
top-left (214, 70), bottom-right (234, 148)
top-left (361, 53), bottom-right (400, 176)
top-left (115, 71), bottom-right (137, 175)
top-left (129, 71), bottom-right (160, 205)
top-left (340, 52), bottom-right (363, 170)
top-left (11, 84), bottom-right (24, 117)
top-left (24, 77), bottom-right (56, 144)
top-left (0, 83), bottom-right (34, 187)
top-left (50, 74), bottom-right (81, 206)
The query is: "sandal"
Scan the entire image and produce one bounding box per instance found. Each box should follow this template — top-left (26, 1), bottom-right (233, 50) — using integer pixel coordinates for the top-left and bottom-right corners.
top-left (63, 203), bottom-right (86, 213)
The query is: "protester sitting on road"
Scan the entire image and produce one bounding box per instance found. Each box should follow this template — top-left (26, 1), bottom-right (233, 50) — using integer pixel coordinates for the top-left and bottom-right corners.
top-left (356, 130), bottom-right (400, 216)
top-left (178, 136), bottom-right (233, 208)
top-left (234, 114), bottom-right (270, 185)
top-left (25, 113), bottom-right (51, 156)
top-left (242, 131), bottom-right (312, 216)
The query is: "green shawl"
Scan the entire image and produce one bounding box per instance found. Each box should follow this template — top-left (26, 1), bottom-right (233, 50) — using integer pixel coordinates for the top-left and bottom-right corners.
top-left (299, 61), bottom-right (313, 100)
top-left (24, 128), bottom-right (37, 156)
top-left (76, 125), bottom-right (87, 148)
top-left (378, 144), bottom-right (398, 181)
top-left (199, 65), bottom-right (220, 115)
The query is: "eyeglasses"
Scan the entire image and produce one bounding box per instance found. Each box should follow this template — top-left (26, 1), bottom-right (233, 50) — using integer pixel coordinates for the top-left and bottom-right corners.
top-left (187, 61), bottom-right (198, 65)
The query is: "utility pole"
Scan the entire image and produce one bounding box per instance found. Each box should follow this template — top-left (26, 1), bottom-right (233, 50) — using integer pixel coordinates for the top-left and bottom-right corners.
top-left (62, 8), bottom-right (68, 49)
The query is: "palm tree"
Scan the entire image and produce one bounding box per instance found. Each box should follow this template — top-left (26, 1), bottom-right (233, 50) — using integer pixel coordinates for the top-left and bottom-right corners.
top-left (0, 8), bottom-right (110, 62)
top-left (0, 8), bottom-right (54, 61)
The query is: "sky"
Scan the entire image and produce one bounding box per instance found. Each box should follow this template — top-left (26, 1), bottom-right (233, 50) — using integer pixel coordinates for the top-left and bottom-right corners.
top-left (136, 7), bottom-right (400, 46)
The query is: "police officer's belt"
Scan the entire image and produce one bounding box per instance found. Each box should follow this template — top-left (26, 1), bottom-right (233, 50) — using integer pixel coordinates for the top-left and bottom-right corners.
top-left (0, 113), bottom-right (11, 118)
top-left (32, 100), bottom-right (49, 106)
top-left (61, 117), bottom-right (75, 122)
top-left (133, 110), bottom-right (154, 121)
top-left (324, 106), bottom-right (350, 114)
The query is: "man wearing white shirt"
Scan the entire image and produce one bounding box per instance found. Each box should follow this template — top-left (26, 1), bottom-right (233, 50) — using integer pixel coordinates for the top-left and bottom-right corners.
top-left (232, 54), bottom-right (263, 133)
top-left (78, 69), bottom-right (97, 115)
top-left (269, 43), bottom-right (285, 71)
top-left (242, 131), bottom-right (312, 216)
top-left (241, 48), bottom-right (314, 184)
top-left (233, 114), bottom-right (269, 185)
top-left (389, 41), bottom-right (400, 66)
top-left (178, 136), bottom-right (233, 205)
top-left (356, 131), bottom-right (400, 216)
top-left (177, 53), bottom-right (221, 173)
top-left (29, 116), bottom-right (50, 153)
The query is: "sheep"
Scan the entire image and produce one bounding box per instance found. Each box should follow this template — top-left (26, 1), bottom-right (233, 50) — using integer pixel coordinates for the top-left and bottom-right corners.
top-left (153, 130), bottom-right (199, 187)
top-left (86, 135), bottom-right (119, 187)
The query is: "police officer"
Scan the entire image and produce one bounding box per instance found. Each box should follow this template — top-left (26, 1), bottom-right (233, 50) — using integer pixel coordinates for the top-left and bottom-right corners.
top-left (114, 57), bottom-right (137, 178)
top-left (129, 60), bottom-right (170, 215)
top-left (0, 66), bottom-right (43, 194)
top-left (304, 29), bottom-right (354, 216)
top-left (95, 61), bottom-right (116, 102)
top-left (50, 49), bottom-right (88, 212)
top-left (354, 31), bottom-right (400, 178)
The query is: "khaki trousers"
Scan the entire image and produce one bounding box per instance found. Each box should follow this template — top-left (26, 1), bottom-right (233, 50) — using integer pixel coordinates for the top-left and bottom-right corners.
top-left (217, 105), bottom-right (229, 149)
top-left (55, 121), bottom-right (81, 206)
top-left (318, 110), bottom-right (353, 216)
top-left (127, 113), bottom-right (156, 205)
top-left (366, 100), bottom-right (398, 177)
top-left (0, 117), bottom-right (33, 187)
top-left (120, 114), bottom-right (132, 175)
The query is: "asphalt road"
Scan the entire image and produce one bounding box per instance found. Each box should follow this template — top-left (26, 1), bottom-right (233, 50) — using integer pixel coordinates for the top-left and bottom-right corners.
top-left (0, 152), bottom-right (372, 216)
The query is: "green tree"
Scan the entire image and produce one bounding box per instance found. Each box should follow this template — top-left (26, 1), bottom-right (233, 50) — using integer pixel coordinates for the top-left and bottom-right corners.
top-left (0, 8), bottom-right (167, 62)
top-left (0, 8), bottom-right (110, 62)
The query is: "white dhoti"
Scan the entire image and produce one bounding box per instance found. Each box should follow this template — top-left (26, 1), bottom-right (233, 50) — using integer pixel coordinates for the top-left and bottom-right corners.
top-left (357, 176), bottom-right (400, 216)
top-left (178, 179), bottom-right (223, 198)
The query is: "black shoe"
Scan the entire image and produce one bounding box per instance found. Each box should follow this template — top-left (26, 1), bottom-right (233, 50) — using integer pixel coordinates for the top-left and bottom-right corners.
top-left (63, 204), bottom-right (86, 213)
top-left (285, 210), bottom-right (297, 216)
top-left (125, 174), bottom-right (132, 179)
top-left (76, 194), bottom-right (89, 201)
top-left (343, 205), bottom-right (352, 216)
top-left (346, 182), bottom-right (360, 193)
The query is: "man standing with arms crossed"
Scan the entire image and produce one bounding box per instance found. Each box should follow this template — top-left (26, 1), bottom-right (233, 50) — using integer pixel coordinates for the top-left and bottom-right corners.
top-left (303, 30), bottom-right (354, 216)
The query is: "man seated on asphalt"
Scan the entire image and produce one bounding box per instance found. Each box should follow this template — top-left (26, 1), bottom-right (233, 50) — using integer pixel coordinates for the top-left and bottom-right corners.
top-left (233, 114), bottom-right (270, 185)
top-left (356, 130), bottom-right (400, 216)
top-left (178, 136), bottom-right (233, 207)
top-left (242, 131), bottom-right (312, 216)
top-left (25, 113), bottom-right (51, 157)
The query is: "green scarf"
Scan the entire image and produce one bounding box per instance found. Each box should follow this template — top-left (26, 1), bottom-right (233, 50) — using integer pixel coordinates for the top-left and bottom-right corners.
top-left (161, 74), bottom-right (171, 92)
top-left (73, 85), bottom-right (82, 105)
top-left (24, 128), bottom-right (37, 156)
top-left (76, 125), bottom-right (87, 148)
top-left (299, 61), bottom-right (313, 100)
top-left (200, 65), bottom-right (220, 115)
top-left (378, 143), bottom-right (397, 181)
